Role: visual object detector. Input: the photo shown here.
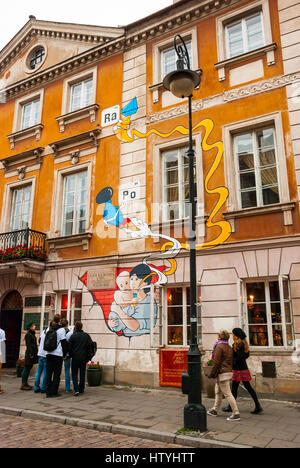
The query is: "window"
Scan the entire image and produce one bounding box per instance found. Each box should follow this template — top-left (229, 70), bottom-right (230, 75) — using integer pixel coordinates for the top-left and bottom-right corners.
top-left (60, 292), bottom-right (82, 326)
top-left (29, 47), bottom-right (45, 70)
top-left (234, 127), bottom-right (280, 209)
top-left (167, 286), bottom-right (201, 347)
top-left (21, 99), bottom-right (40, 130)
top-left (161, 41), bottom-right (192, 81)
top-left (162, 147), bottom-right (197, 221)
top-left (70, 78), bottom-right (93, 112)
top-left (11, 185), bottom-right (32, 231)
top-left (62, 171), bottom-right (87, 236)
top-left (245, 278), bottom-right (294, 348)
top-left (226, 12), bottom-right (264, 59)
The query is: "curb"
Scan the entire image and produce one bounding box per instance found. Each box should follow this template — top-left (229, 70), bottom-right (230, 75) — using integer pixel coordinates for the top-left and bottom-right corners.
top-left (0, 406), bottom-right (251, 449)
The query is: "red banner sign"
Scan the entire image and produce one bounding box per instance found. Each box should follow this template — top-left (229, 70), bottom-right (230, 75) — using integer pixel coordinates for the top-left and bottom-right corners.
top-left (159, 348), bottom-right (188, 387)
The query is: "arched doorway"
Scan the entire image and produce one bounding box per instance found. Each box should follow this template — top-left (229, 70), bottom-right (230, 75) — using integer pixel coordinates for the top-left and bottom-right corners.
top-left (0, 291), bottom-right (23, 367)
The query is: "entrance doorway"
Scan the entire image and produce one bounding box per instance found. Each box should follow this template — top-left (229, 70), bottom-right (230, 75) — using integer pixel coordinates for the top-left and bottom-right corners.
top-left (0, 291), bottom-right (23, 368)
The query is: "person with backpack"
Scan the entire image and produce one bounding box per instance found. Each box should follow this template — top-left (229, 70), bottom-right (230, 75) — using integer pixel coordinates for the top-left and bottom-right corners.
top-left (44, 315), bottom-right (68, 398)
top-left (21, 323), bottom-right (38, 391)
top-left (68, 321), bottom-right (94, 396)
top-left (61, 318), bottom-right (73, 393)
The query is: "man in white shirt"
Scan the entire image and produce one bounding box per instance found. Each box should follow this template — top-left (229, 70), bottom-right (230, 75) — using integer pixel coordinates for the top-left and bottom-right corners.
top-left (44, 315), bottom-right (68, 398)
top-left (34, 328), bottom-right (47, 393)
top-left (0, 328), bottom-right (6, 394)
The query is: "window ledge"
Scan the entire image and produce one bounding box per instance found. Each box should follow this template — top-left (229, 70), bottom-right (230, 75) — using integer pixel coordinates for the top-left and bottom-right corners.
top-left (48, 232), bottom-right (92, 252)
top-left (215, 43), bottom-right (277, 81)
top-left (223, 202), bottom-right (296, 232)
top-left (149, 69), bottom-right (202, 103)
top-left (7, 124), bottom-right (44, 149)
top-left (250, 348), bottom-right (295, 356)
top-left (56, 104), bottom-right (100, 133)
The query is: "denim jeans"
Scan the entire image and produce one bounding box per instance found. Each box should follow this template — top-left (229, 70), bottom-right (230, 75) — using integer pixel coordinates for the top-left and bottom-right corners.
top-left (72, 360), bottom-right (86, 394)
top-left (64, 357), bottom-right (71, 392)
top-left (34, 356), bottom-right (47, 391)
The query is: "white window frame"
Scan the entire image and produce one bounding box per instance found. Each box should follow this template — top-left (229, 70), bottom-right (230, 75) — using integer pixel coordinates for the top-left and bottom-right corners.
top-left (57, 291), bottom-right (82, 327)
top-left (223, 112), bottom-right (292, 227)
top-left (0, 178), bottom-right (36, 233)
top-left (151, 28), bottom-right (199, 103)
top-left (50, 161), bottom-right (92, 238)
top-left (61, 170), bottom-right (88, 237)
top-left (225, 11), bottom-right (265, 59)
top-left (215, 0), bottom-right (275, 81)
top-left (243, 277), bottom-right (294, 350)
top-left (234, 127), bottom-right (280, 210)
top-left (164, 284), bottom-right (202, 348)
top-left (21, 99), bottom-right (41, 130)
top-left (153, 134), bottom-right (204, 230)
top-left (24, 43), bottom-right (48, 74)
top-left (10, 184), bottom-right (33, 231)
top-left (69, 77), bottom-right (94, 113)
top-left (61, 67), bottom-right (97, 116)
top-left (12, 89), bottom-right (44, 134)
top-left (160, 40), bottom-right (193, 82)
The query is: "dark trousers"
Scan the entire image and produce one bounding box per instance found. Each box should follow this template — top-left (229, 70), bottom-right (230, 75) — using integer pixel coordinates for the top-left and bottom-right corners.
top-left (72, 360), bottom-right (86, 394)
top-left (232, 380), bottom-right (260, 408)
top-left (46, 355), bottom-right (63, 396)
top-left (22, 364), bottom-right (33, 385)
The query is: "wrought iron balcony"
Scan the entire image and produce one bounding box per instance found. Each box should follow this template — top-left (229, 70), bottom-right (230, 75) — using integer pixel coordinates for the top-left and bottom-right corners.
top-left (0, 228), bottom-right (48, 263)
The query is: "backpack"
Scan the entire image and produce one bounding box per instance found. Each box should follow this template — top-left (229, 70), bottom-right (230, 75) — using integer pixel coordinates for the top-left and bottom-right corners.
top-left (87, 340), bottom-right (97, 361)
top-left (44, 327), bottom-right (58, 352)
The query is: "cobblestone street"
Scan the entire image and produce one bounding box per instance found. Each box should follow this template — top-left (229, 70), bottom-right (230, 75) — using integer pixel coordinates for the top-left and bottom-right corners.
top-left (0, 415), bottom-right (188, 449)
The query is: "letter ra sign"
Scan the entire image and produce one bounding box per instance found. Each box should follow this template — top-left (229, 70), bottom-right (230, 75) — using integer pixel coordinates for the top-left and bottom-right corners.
top-left (119, 181), bottom-right (141, 203)
top-left (101, 105), bottom-right (120, 128)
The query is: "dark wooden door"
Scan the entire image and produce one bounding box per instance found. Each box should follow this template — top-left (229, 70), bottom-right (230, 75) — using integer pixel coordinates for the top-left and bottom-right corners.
top-left (0, 291), bottom-right (23, 368)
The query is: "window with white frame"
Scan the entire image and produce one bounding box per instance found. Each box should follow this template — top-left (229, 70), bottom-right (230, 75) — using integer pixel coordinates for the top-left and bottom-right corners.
top-left (162, 146), bottom-right (197, 221)
top-left (11, 185), bottom-right (32, 231)
top-left (161, 41), bottom-right (192, 81)
top-left (234, 127), bottom-right (280, 209)
top-left (62, 171), bottom-right (87, 236)
top-left (245, 278), bottom-right (294, 348)
top-left (166, 286), bottom-right (201, 347)
top-left (70, 78), bottom-right (93, 112)
top-left (59, 292), bottom-right (82, 326)
top-left (21, 99), bottom-right (40, 130)
top-left (225, 12), bottom-right (265, 59)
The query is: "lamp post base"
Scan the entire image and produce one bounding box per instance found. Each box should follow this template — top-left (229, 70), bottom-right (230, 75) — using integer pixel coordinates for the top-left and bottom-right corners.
top-left (184, 403), bottom-right (207, 432)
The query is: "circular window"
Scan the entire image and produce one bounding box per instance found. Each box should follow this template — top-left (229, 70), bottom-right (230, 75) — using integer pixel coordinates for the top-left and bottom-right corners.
top-left (25, 45), bottom-right (46, 73)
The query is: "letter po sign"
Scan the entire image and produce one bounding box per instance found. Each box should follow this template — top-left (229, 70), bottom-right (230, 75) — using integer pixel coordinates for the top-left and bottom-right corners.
top-left (101, 105), bottom-right (120, 128)
top-left (119, 181), bottom-right (141, 203)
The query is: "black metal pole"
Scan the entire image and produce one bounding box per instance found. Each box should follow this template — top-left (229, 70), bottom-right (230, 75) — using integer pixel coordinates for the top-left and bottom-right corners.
top-left (183, 96), bottom-right (207, 432)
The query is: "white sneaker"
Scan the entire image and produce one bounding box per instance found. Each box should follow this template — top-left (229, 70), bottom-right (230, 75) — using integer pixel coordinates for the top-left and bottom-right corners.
top-left (227, 414), bottom-right (241, 421)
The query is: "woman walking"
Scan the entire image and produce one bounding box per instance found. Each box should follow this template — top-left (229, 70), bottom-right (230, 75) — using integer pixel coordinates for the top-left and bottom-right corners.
top-left (223, 328), bottom-right (263, 415)
top-left (21, 323), bottom-right (38, 391)
top-left (207, 330), bottom-right (241, 421)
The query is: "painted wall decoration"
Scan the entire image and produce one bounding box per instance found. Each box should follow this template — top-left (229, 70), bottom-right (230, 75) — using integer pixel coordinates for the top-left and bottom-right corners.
top-left (83, 97), bottom-right (232, 339)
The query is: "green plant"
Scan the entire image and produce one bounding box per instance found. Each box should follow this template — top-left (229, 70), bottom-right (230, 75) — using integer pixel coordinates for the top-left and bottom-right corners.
top-left (87, 361), bottom-right (102, 369)
top-left (204, 359), bottom-right (213, 367)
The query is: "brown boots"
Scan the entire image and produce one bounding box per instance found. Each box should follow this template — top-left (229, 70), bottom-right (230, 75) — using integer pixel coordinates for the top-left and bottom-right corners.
top-left (20, 384), bottom-right (32, 391)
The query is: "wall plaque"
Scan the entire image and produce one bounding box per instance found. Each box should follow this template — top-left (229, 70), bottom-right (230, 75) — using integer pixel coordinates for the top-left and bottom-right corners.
top-left (159, 349), bottom-right (188, 388)
top-left (87, 268), bottom-right (116, 290)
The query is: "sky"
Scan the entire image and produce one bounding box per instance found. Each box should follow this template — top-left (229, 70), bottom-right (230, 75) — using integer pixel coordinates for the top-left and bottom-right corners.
top-left (0, 0), bottom-right (173, 51)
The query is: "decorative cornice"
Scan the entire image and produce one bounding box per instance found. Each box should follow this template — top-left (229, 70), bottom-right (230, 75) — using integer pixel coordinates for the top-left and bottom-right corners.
top-left (1, 147), bottom-right (44, 172)
top-left (55, 104), bottom-right (100, 133)
top-left (1, 0), bottom-right (236, 102)
top-left (7, 124), bottom-right (44, 149)
top-left (146, 72), bottom-right (300, 124)
top-left (49, 128), bottom-right (101, 157)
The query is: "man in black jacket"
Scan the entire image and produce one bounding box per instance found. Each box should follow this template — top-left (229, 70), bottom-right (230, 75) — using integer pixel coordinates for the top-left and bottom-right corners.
top-left (68, 321), bottom-right (93, 396)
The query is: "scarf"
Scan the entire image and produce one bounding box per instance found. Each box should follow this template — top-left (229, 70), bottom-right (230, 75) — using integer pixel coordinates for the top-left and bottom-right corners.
top-left (211, 340), bottom-right (229, 360)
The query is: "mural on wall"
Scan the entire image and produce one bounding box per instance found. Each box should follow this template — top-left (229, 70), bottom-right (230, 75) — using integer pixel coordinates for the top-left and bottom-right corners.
top-left (83, 97), bottom-right (232, 339)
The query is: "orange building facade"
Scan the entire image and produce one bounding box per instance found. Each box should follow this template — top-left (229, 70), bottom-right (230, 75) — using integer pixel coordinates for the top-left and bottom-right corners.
top-left (0, 0), bottom-right (299, 398)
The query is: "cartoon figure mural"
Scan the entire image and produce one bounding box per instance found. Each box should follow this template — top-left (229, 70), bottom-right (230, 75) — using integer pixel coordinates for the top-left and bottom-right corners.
top-left (82, 97), bottom-right (232, 339)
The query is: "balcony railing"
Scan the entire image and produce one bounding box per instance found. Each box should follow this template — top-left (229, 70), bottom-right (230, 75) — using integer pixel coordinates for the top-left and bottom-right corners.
top-left (0, 228), bottom-right (48, 263)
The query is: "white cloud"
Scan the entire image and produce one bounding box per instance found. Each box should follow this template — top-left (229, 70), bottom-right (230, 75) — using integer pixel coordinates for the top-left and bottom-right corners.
top-left (0, 0), bottom-right (172, 51)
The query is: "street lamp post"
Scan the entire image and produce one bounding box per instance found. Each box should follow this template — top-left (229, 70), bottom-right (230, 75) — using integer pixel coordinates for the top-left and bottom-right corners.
top-left (163, 35), bottom-right (207, 432)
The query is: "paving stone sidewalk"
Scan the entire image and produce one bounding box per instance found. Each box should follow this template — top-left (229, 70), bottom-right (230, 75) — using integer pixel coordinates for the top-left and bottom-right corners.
top-left (0, 372), bottom-right (300, 448)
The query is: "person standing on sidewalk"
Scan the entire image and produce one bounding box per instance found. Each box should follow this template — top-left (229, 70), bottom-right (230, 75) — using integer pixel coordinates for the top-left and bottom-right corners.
top-left (34, 328), bottom-right (47, 394)
top-left (61, 318), bottom-right (73, 393)
top-left (68, 321), bottom-right (93, 396)
top-left (207, 330), bottom-right (241, 421)
top-left (0, 327), bottom-right (6, 395)
top-left (21, 323), bottom-right (38, 391)
top-left (223, 328), bottom-right (263, 415)
top-left (44, 315), bottom-right (68, 398)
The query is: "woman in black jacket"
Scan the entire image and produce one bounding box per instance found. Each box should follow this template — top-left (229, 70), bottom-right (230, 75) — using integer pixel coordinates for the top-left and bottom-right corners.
top-left (223, 328), bottom-right (263, 415)
top-left (21, 323), bottom-right (38, 391)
